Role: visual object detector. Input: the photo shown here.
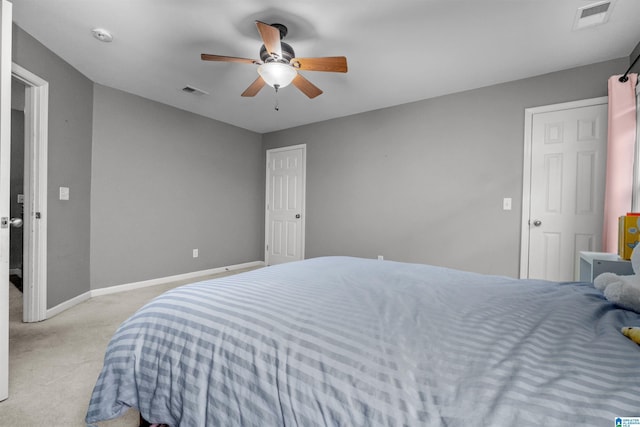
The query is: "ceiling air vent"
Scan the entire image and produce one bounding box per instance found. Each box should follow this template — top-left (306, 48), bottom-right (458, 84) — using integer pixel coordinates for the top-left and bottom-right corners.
top-left (573, 1), bottom-right (613, 30)
top-left (181, 85), bottom-right (209, 96)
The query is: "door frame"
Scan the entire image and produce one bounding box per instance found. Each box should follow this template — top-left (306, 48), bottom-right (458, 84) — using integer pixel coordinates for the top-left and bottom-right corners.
top-left (1, 0), bottom-right (12, 402)
top-left (264, 144), bottom-right (306, 265)
top-left (519, 96), bottom-right (608, 279)
top-left (11, 63), bottom-right (48, 322)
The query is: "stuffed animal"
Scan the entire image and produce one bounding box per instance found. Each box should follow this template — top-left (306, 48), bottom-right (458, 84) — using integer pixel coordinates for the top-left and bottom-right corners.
top-left (593, 244), bottom-right (640, 313)
top-left (621, 326), bottom-right (640, 345)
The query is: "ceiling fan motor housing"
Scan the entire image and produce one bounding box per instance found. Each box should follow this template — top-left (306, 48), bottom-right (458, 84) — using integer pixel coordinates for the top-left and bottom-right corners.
top-left (260, 42), bottom-right (295, 63)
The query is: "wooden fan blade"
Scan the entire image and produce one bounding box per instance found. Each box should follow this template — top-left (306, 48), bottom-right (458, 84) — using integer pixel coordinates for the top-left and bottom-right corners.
top-left (291, 56), bottom-right (348, 73)
top-left (241, 76), bottom-right (266, 97)
top-left (255, 21), bottom-right (282, 59)
top-left (201, 54), bottom-right (259, 64)
top-left (292, 74), bottom-right (323, 99)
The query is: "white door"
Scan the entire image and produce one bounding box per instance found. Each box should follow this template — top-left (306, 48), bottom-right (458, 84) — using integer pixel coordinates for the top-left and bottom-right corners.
top-left (0, 0), bottom-right (13, 401)
top-left (265, 145), bottom-right (305, 265)
top-left (522, 99), bottom-right (608, 281)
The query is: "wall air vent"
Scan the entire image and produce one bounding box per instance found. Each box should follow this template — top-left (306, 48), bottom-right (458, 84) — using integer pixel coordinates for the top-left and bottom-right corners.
top-left (580, 2), bottom-right (610, 18)
top-left (181, 85), bottom-right (209, 96)
top-left (573, 1), bottom-right (613, 30)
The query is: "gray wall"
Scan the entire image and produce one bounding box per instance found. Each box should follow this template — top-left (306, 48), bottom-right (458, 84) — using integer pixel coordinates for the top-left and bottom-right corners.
top-left (263, 58), bottom-right (627, 277)
top-left (12, 25), bottom-right (93, 308)
top-left (11, 79), bottom-right (24, 110)
top-left (90, 85), bottom-right (263, 289)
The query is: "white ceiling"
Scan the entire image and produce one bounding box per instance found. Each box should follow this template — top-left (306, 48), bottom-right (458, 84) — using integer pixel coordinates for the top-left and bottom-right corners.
top-left (11, 0), bottom-right (640, 134)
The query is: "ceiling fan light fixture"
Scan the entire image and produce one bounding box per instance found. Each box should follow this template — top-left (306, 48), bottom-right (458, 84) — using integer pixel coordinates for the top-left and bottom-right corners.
top-left (201, 21), bottom-right (345, 99)
top-left (257, 62), bottom-right (297, 88)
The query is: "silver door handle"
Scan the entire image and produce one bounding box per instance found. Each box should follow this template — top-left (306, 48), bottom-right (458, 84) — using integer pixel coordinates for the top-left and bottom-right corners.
top-left (532, 220), bottom-right (542, 227)
top-left (10, 217), bottom-right (23, 228)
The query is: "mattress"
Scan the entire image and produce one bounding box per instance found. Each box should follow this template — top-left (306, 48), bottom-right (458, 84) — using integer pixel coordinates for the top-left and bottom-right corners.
top-left (86, 256), bottom-right (640, 426)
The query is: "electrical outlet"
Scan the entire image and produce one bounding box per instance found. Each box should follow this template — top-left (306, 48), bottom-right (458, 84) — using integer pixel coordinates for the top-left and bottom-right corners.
top-left (59, 187), bottom-right (70, 201)
top-left (378, 255), bottom-right (384, 261)
top-left (192, 249), bottom-right (198, 258)
top-left (503, 197), bottom-right (512, 211)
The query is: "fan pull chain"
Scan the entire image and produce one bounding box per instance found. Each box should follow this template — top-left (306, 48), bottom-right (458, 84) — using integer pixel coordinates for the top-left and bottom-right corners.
top-left (274, 84), bottom-right (280, 111)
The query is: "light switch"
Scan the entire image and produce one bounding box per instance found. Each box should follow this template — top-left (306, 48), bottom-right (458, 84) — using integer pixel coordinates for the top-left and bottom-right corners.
top-left (59, 187), bottom-right (70, 201)
top-left (503, 197), bottom-right (512, 211)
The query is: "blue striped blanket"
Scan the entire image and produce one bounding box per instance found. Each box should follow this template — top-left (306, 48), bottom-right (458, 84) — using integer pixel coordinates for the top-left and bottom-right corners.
top-left (86, 256), bottom-right (640, 426)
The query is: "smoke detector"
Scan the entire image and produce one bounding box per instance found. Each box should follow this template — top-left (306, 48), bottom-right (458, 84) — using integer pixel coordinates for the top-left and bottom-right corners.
top-left (573, 1), bottom-right (614, 30)
top-left (91, 28), bottom-right (113, 43)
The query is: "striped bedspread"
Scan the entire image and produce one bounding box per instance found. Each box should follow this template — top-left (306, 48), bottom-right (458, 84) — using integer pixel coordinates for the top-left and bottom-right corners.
top-left (86, 256), bottom-right (640, 426)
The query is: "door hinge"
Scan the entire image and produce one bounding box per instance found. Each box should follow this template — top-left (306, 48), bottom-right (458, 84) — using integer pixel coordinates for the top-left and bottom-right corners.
top-left (35, 212), bottom-right (41, 219)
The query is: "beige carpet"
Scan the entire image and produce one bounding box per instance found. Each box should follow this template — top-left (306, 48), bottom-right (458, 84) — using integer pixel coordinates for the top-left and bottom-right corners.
top-left (1, 267), bottom-right (257, 427)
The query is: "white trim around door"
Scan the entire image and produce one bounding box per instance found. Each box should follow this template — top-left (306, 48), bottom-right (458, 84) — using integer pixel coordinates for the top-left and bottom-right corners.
top-left (11, 63), bottom-right (48, 322)
top-left (520, 96), bottom-right (608, 279)
top-left (1, 0), bottom-right (12, 401)
top-left (265, 144), bottom-right (306, 265)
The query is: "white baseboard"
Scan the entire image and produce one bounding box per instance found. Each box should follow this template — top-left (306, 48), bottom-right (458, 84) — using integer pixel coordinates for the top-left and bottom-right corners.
top-left (45, 260), bottom-right (265, 319)
top-left (46, 290), bottom-right (91, 319)
top-left (90, 260), bottom-right (265, 298)
top-left (9, 268), bottom-right (22, 277)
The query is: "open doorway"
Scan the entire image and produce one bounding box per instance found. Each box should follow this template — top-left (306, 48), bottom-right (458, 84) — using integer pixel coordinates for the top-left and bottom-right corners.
top-left (9, 78), bottom-right (25, 307)
top-left (11, 63), bottom-right (48, 323)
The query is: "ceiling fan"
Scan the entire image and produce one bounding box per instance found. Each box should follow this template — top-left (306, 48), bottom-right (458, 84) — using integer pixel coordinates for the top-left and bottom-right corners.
top-left (201, 21), bottom-right (348, 99)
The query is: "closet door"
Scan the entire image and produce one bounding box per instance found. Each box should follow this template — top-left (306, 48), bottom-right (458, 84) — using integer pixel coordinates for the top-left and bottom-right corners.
top-left (265, 145), bottom-right (306, 265)
top-left (522, 99), bottom-right (608, 281)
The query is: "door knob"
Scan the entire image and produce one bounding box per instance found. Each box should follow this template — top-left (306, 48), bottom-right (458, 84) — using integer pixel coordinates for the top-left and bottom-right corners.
top-left (10, 217), bottom-right (23, 228)
top-left (295, 214), bottom-right (301, 219)
top-left (532, 220), bottom-right (542, 227)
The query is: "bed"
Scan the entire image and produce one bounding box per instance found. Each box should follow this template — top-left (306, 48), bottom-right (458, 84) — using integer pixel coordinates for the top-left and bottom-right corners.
top-left (86, 256), bottom-right (640, 426)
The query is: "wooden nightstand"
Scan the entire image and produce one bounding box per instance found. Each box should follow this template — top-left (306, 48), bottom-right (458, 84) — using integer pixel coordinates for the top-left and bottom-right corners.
top-left (579, 251), bottom-right (634, 282)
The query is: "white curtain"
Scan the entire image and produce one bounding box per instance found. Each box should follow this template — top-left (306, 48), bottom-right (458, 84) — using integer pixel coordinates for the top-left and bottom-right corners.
top-left (602, 73), bottom-right (637, 253)
top-left (633, 84), bottom-right (640, 212)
